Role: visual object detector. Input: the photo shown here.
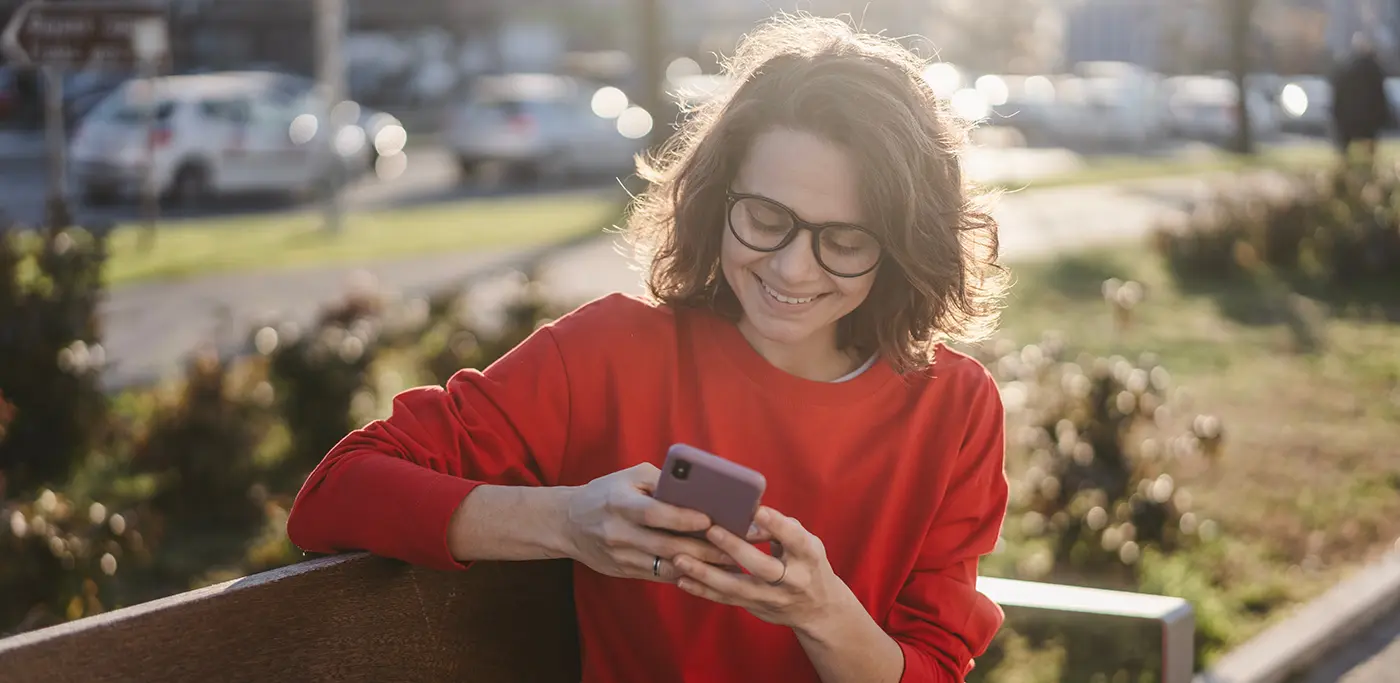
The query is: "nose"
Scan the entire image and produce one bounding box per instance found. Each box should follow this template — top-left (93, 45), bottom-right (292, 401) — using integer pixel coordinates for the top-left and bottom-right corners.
top-left (767, 230), bottom-right (824, 284)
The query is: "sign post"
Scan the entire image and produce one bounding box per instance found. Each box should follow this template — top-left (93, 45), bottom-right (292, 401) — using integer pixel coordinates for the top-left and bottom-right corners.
top-left (316, 0), bottom-right (347, 235)
top-left (2, 1), bottom-right (169, 233)
top-left (131, 15), bottom-right (167, 250)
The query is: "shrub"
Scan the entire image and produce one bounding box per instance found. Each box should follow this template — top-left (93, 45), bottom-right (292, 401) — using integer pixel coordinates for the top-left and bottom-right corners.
top-left (983, 335), bottom-right (1223, 587)
top-left (128, 349), bottom-right (274, 549)
top-left (0, 227), bottom-right (110, 492)
top-left (260, 288), bottom-right (388, 478)
top-left (419, 271), bottom-right (559, 386)
top-left (0, 486), bottom-right (149, 636)
top-left (974, 334), bottom-right (1227, 680)
top-left (1154, 167), bottom-right (1400, 292)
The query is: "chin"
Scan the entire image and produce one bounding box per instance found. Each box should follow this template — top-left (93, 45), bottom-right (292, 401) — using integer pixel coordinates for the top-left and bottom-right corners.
top-left (735, 272), bottom-right (844, 345)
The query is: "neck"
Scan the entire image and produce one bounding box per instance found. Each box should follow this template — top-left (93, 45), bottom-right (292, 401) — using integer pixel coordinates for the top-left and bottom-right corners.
top-left (736, 318), bottom-right (859, 382)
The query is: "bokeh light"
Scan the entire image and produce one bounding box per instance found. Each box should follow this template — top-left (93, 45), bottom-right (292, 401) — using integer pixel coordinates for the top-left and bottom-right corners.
top-left (922, 62), bottom-right (962, 99)
top-left (1280, 83), bottom-right (1309, 117)
top-left (949, 88), bottom-right (990, 122)
top-left (375, 151), bottom-right (408, 180)
top-left (331, 100), bottom-right (361, 125)
top-left (335, 125), bottom-right (366, 157)
top-left (617, 106), bottom-right (653, 139)
top-left (289, 114), bottom-right (319, 145)
top-left (976, 75), bottom-right (1010, 107)
top-left (666, 56), bottom-right (702, 82)
top-left (591, 86), bottom-right (629, 119)
top-left (1024, 75), bottom-right (1056, 103)
top-left (374, 124), bottom-right (408, 157)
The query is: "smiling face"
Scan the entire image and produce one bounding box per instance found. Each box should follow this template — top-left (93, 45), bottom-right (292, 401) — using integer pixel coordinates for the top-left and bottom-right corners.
top-left (720, 127), bottom-right (879, 375)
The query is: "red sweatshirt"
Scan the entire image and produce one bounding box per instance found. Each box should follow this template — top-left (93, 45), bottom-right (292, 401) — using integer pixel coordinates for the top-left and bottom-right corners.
top-left (287, 293), bottom-right (1009, 683)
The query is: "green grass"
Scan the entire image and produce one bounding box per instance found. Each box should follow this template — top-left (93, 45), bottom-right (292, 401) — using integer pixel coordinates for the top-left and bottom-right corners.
top-left (990, 140), bottom-right (1400, 191)
top-left (973, 244), bottom-right (1400, 663)
top-left (103, 191), bottom-right (623, 286)
top-left (94, 139), bottom-right (1398, 288)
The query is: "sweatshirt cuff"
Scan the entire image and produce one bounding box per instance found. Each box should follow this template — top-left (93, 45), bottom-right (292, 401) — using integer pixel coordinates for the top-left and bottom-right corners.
top-left (415, 472), bottom-right (483, 572)
top-left (896, 639), bottom-right (962, 683)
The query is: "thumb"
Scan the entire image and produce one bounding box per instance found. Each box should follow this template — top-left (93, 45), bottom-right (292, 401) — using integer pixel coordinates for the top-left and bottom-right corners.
top-left (629, 462), bottom-right (661, 491)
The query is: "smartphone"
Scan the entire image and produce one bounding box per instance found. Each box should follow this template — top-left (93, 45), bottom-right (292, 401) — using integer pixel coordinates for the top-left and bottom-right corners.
top-left (652, 443), bottom-right (767, 538)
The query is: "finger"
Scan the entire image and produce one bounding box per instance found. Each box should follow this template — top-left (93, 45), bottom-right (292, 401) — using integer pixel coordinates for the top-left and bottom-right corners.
top-left (674, 553), bottom-right (771, 604)
top-left (628, 462), bottom-right (661, 491)
top-left (746, 523), bottom-right (774, 543)
top-left (619, 492), bottom-right (711, 533)
top-left (705, 525), bottom-right (785, 583)
top-left (616, 549), bottom-right (681, 583)
top-left (755, 507), bottom-right (819, 558)
top-left (639, 528), bottom-right (735, 567)
top-left (677, 576), bottom-right (738, 605)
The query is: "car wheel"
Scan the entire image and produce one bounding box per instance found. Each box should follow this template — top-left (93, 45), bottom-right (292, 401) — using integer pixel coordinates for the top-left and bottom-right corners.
top-left (81, 185), bottom-right (119, 206)
top-left (170, 163), bottom-right (212, 207)
top-left (456, 156), bottom-right (481, 181)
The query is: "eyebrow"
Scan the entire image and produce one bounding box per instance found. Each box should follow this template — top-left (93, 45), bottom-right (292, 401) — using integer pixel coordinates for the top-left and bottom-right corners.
top-left (729, 188), bottom-right (868, 228)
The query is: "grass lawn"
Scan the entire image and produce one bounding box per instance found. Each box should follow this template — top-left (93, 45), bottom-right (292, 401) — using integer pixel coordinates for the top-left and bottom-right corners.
top-left (976, 243), bottom-right (1400, 662)
top-left (92, 139), bottom-right (1399, 288)
top-left (103, 191), bottom-right (623, 286)
top-left (990, 139), bottom-right (1400, 191)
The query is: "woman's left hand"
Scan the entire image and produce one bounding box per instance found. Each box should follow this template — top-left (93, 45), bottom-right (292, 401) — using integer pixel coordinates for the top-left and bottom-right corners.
top-left (672, 506), bottom-right (857, 632)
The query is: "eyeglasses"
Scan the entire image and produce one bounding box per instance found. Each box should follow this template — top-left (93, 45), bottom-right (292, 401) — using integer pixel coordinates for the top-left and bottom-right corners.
top-left (725, 191), bottom-right (883, 278)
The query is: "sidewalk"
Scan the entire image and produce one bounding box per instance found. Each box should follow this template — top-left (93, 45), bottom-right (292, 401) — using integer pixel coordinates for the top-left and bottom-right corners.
top-left (98, 172), bottom-right (1263, 390)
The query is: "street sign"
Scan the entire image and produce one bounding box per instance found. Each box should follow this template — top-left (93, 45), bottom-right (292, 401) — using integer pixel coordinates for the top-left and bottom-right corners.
top-left (1, 1), bottom-right (169, 71)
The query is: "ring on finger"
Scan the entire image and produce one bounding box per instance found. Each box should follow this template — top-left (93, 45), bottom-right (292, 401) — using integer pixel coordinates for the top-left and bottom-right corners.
top-left (769, 558), bottom-right (787, 587)
top-left (653, 555), bottom-right (662, 577)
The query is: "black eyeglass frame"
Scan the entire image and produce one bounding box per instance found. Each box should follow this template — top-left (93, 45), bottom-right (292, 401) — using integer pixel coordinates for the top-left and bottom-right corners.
top-left (724, 190), bottom-right (884, 278)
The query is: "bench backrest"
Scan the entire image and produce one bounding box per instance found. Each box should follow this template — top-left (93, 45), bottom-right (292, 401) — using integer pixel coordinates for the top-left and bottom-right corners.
top-left (0, 554), bottom-right (580, 683)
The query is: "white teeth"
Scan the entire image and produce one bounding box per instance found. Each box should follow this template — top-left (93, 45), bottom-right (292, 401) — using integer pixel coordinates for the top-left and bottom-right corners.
top-left (762, 281), bottom-right (816, 305)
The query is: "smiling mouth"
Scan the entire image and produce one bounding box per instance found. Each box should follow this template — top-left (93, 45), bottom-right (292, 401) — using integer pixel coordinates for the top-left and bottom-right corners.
top-left (756, 274), bottom-right (825, 305)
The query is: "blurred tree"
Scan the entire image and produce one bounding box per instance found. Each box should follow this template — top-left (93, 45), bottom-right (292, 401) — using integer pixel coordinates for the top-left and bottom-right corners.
top-left (637, 0), bottom-right (666, 151)
top-left (1259, 6), bottom-right (1331, 74)
top-left (929, 0), bottom-right (1058, 73)
top-left (1226, 0), bottom-right (1259, 154)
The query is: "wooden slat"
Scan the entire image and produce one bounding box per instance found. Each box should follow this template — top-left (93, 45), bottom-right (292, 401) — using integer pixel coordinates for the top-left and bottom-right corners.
top-left (0, 554), bottom-right (580, 683)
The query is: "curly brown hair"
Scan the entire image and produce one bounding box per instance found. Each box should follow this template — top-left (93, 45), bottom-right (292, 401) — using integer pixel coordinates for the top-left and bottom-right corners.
top-left (623, 14), bottom-right (1009, 374)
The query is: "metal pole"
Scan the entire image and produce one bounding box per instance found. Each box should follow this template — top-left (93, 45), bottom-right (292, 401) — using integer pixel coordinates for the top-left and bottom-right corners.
top-left (41, 65), bottom-right (69, 233)
top-left (130, 16), bottom-right (168, 251)
top-left (638, 0), bottom-right (665, 152)
top-left (138, 62), bottom-right (160, 250)
top-left (316, 0), bottom-right (346, 234)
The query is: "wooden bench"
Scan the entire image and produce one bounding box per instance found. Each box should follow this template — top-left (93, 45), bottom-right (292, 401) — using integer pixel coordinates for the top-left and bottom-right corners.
top-left (0, 554), bottom-right (1194, 683)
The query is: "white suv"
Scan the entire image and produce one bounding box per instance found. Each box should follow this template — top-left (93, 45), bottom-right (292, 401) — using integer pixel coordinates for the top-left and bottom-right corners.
top-left (70, 71), bottom-right (391, 206)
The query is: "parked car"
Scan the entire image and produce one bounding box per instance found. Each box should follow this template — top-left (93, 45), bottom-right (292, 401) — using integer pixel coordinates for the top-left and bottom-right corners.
top-left (442, 73), bottom-right (646, 184)
top-left (1162, 76), bottom-right (1280, 144)
top-left (69, 71), bottom-right (403, 205)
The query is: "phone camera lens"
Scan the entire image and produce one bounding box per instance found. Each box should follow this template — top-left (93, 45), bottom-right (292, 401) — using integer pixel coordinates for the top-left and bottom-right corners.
top-left (672, 460), bottom-right (691, 480)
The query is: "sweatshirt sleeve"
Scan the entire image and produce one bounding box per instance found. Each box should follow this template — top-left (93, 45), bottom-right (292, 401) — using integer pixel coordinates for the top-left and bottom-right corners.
top-left (285, 324), bottom-right (572, 572)
top-left (888, 367), bottom-right (1009, 682)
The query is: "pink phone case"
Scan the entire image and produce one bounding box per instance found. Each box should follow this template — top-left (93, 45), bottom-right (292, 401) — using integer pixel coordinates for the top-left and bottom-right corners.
top-left (652, 443), bottom-right (767, 538)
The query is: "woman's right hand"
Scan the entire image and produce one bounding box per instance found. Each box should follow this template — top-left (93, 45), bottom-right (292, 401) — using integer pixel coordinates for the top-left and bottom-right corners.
top-left (563, 463), bottom-right (737, 583)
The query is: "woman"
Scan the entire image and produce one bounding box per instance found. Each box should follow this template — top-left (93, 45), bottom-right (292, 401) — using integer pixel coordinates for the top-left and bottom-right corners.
top-left (288, 14), bottom-right (1010, 683)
